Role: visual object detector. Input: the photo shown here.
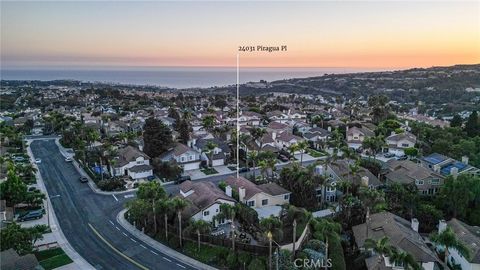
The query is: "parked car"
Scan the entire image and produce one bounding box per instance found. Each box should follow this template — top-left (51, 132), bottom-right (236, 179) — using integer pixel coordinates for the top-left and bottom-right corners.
top-left (396, 155), bottom-right (408, 160)
top-left (79, 176), bottom-right (89, 183)
top-left (238, 167), bottom-right (250, 173)
top-left (383, 153), bottom-right (395, 158)
top-left (65, 157), bottom-right (73, 162)
top-left (35, 158), bottom-right (42, 164)
top-left (174, 175), bottom-right (191, 184)
top-left (13, 156), bottom-right (25, 162)
top-left (278, 155), bottom-right (289, 162)
top-left (17, 210), bottom-right (43, 222)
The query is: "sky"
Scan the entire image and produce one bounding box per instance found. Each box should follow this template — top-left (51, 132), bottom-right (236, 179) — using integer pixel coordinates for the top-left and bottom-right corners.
top-left (1, 1), bottom-right (479, 69)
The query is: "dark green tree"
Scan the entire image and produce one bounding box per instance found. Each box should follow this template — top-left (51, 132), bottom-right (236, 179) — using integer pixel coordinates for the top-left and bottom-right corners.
top-left (143, 117), bottom-right (174, 158)
top-left (450, 114), bottom-right (463, 128)
top-left (464, 110), bottom-right (479, 137)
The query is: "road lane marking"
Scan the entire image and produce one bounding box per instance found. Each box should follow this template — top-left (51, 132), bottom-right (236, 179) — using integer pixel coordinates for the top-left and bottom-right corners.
top-left (87, 223), bottom-right (149, 270)
top-left (150, 250), bottom-right (158, 255)
top-left (139, 244), bottom-right (146, 249)
top-left (124, 194), bottom-right (134, 198)
top-left (176, 263), bottom-right (186, 269)
top-left (109, 220), bottom-right (115, 226)
top-left (122, 232), bottom-right (128, 237)
top-left (130, 238), bottom-right (137, 243)
top-left (112, 194), bottom-right (118, 201)
top-left (115, 226), bottom-right (120, 231)
top-left (162, 257), bottom-right (172, 262)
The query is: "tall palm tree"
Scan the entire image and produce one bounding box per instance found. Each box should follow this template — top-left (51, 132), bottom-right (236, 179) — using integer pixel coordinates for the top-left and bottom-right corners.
top-left (155, 199), bottom-right (173, 240)
top-left (288, 143), bottom-right (300, 162)
top-left (171, 197), bottom-right (188, 247)
top-left (189, 220), bottom-right (211, 251)
top-left (216, 204), bottom-right (237, 251)
top-left (297, 141), bottom-right (309, 166)
top-left (258, 160), bottom-right (268, 182)
top-left (247, 150), bottom-right (259, 179)
top-left (364, 236), bottom-right (394, 266)
top-left (266, 157), bottom-right (277, 181)
top-left (430, 227), bottom-right (471, 265)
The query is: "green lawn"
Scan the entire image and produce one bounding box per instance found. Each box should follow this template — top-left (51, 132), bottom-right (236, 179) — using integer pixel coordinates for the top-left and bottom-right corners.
top-left (307, 149), bottom-right (326, 158)
top-left (201, 168), bottom-right (218, 175)
top-left (35, 248), bottom-right (73, 270)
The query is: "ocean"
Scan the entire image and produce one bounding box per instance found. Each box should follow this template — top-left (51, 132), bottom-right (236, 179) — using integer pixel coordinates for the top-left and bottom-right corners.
top-left (0, 67), bottom-right (389, 89)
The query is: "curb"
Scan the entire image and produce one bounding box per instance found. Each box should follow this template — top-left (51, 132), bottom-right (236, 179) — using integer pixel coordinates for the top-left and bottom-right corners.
top-left (116, 209), bottom-right (218, 270)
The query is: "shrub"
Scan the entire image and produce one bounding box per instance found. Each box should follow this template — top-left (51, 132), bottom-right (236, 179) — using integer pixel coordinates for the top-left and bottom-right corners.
top-left (248, 258), bottom-right (266, 270)
top-left (304, 239), bottom-right (326, 252)
top-left (226, 251), bottom-right (238, 269)
top-left (97, 179), bottom-right (125, 191)
top-left (168, 237), bottom-right (180, 249)
top-left (237, 252), bottom-right (252, 268)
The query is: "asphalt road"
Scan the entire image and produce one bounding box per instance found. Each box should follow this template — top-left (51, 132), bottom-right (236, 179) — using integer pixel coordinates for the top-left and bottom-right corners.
top-left (31, 140), bottom-right (195, 270)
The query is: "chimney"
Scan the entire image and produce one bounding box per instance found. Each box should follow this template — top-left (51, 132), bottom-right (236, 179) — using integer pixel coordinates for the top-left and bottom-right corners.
top-left (361, 176), bottom-right (369, 187)
top-left (438, 220), bottom-right (447, 233)
top-left (272, 132), bottom-right (277, 140)
top-left (450, 167), bottom-right (458, 179)
top-left (433, 164), bottom-right (441, 173)
top-left (239, 187), bottom-right (246, 202)
top-left (327, 126), bottom-right (332, 132)
top-left (461, 156), bottom-right (469, 165)
top-left (411, 218), bottom-right (419, 232)
top-left (225, 185), bottom-right (232, 197)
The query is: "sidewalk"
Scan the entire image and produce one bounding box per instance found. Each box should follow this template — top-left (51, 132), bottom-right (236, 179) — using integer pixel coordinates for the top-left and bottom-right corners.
top-left (116, 209), bottom-right (217, 270)
top-left (26, 142), bottom-right (94, 270)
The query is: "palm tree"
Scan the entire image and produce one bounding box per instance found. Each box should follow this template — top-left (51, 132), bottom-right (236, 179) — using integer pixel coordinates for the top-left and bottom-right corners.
top-left (247, 150), bottom-right (259, 179)
top-left (203, 141), bottom-right (218, 168)
top-left (297, 141), bottom-right (309, 166)
top-left (364, 236), bottom-right (394, 265)
top-left (201, 115), bottom-right (215, 131)
top-left (430, 227), bottom-right (471, 265)
top-left (389, 249), bottom-right (422, 270)
top-left (260, 216), bottom-right (284, 242)
top-left (266, 157), bottom-right (277, 181)
top-left (258, 160), bottom-right (268, 182)
top-left (189, 220), bottom-right (211, 251)
top-left (155, 199), bottom-right (173, 240)
top-left (216, 204), bottom-right (237, 251)
top-left (288, 143), bottom-right (300, 162)
top-left (171, 197), bottom-right (188, 247)
top-left (251, 127), bottom-right (267, 149)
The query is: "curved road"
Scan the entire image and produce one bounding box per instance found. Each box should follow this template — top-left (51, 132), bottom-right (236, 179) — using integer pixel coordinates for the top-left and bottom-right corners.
top-left (31, 140), bottom-right (194, 270)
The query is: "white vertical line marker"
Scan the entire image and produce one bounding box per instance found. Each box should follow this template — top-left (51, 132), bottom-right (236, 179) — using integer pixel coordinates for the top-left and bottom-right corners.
top-left (236, 53), bottom-right (240, 179)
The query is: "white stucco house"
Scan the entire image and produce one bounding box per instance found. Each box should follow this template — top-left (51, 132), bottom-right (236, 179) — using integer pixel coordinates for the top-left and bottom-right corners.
top-left (159, 143), bottom-right (201, 171)
top-left (110, 146), bottom-right (153, 180)
top-left (385, 131), bottom-right (417, 156)
top-left (439, 219), bottom-right (480, 270)
top-left (179, 180), bottom-right (236, 224)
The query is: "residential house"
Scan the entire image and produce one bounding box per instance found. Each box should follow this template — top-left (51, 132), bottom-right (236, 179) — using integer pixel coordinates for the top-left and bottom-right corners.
top-left (159, 143), bottom-right (201, 171)
top-left (317, 159), bottom-right (381, 202)
top-left (179, 181), bottom-right (236, 224)
top-left (194, 138), bottom-right (230, 167)
top-left (352, 212), bottom-right (441, 270)
top-left (385, 132), bottom-right (417, 156)
top-left (440, 219), bottom-right (480, 270)
top-left (224, 176), bottom-right (291, 219)
top-left (421, 153), bottom-right (480, 177)
top-left (110, 146), bottom-right (153, 180)
top-left (275, 132), bottom-right (305, 151)
top-left (303, 127), bottom-right (331, 149)
top-left (346, 126), bottom-right (375, 150)
top-left (238, 111), bottom-right (261, 126)
top-left (385, 160), bottom-right (445, 195)
top-left (0, 249), bottom-right (40, 270)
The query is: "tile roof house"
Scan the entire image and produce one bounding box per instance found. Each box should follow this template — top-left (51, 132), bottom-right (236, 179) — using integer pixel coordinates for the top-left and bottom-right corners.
top-left (303, 127), bottom-right (331, 149)
top-left (0, 249), bottom-right (41, 270)
top-left (110, 146), bottom-right (153, 180)
top-left (421, 153), bottom-right (480, 177)
top-left (443, 219), bottom-right (480, 270)
top-left (179, 180), bottom-right (236, 224)
top-left (385, 132), bottom-right (416, 156)
top-left (275, 132), bottom-right (305, 150)
top-left (224, 176), bottom-right (290, 218)
top-left (193, 138), bottom-right (230, 167)
top-left (385, 160), bottom-right (445, 195)
top-left (352, 212), bottom-right (441, 270)
top-left (159, 143), bottom-right (201, 171)
top-left (346, 126), bottom-right (375, 150)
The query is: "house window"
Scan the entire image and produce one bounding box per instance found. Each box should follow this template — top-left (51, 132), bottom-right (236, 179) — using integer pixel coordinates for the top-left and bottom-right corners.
top-left (430, 179), bottom-right (440, 185)
top-left (216, 208), bottom-right (219, 213)
top-left (181, 156), bottom-right (185, 162)
top-left (284, 194), bottom-right (290, 200)
top-left (415, 180), bottom-right (424, 185)
top-left (401, 143), bottom-right (409, 147)
top-left (422, 190), bottom-right (428, 195)
top-left (203, 211), bottom-right (209, 216)
top-left (189, 155), bottom-right (193, 161)
top-left (261, 199), bottom-right (268, 206)
top-left (247, 201), bottom-right (255, 207)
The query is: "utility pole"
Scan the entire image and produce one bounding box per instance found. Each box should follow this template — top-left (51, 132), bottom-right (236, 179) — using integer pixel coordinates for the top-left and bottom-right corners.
top-left (268, 231), bottom-right (273, 270)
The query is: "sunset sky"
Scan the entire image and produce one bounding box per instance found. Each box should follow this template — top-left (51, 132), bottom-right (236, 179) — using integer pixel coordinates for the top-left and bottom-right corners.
top-left (1, 1), bottom-right (479, 69)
